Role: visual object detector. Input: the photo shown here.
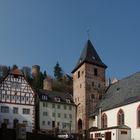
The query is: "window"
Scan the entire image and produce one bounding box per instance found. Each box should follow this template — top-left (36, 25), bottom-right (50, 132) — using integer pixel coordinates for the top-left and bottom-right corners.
top-left (57, 104), bottom-right (61, 109)
top-left (57, 122), bottom-right (60, 127)
top-left (23, 108), bottom-right (30, 115)
top-left (1, 106), bottom-right (9, 113)
top-left (58, 113), bottom-right (61, 118)
top-left (78, 71), bottom-right (80, 78)
top-left (52, 103), bottom-right (55, 108)
top-left (91, 94), bottom-right (95, 99)
top-left (52, 121), bottom-right (55, 128)
top-left (43, 112), bottom-right (48, 116)
top-left (137, 105), bottom-right (140, 127)
top-left (48, 121), bottom-right (51, 126)
top-left (52, 112), bottom-right (56, 117)
top-left (42, 121), bottom-right (45, 126)
top-left (23, 120), bottom-right (28, 126)
top-left (42, 95), bottom-right (48, 100)
top-left (13, 107), bottom-right (18, 114)
top-left (64, 105), bottom-right (67, 110)
top-left (94, 68), bottom-right (98, 76)
top-left (66, 99), bottom-right (71, 103)
top-left (43, 102), bottom-right (48, 107)
top-left (101, 113), bottom-right (107, 128)
top-left (64, 114), bottom-right (67, 118)
top-left (69, 114), bottom-right (72, 119)
top-left (43, 102), bottom-right (45, 107)
top-left (69, 106), bottom-right (72, 110)
top-left (4, 119), bottom-right (9, 125)
top-left (117, 109), bottom-right (124, 125)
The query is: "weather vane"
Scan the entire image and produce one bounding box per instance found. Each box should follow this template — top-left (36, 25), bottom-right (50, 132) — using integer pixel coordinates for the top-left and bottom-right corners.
top-left (87, 28), bottom-right (90, 40)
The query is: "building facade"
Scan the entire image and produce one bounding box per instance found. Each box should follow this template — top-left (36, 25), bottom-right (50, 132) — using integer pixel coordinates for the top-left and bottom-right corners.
top-left (91, 72), bottom-right (140, 140)
top-left (0, 69), bottom-right (36, 132)
top-left (38, 90), bottom-right (76, 134)
top-left (72, 40), bottom-right (107, 132)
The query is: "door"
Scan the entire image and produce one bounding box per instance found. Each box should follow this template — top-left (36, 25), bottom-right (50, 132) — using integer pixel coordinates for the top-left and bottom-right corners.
top-left (13, 119), bottom-right (19, 128)
top-left (105, 132), bottom-right (111, 140)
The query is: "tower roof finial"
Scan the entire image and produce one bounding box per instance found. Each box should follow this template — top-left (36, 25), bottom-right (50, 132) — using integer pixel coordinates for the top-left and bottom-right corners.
top-left (87, 28), bottom-right (90, 40)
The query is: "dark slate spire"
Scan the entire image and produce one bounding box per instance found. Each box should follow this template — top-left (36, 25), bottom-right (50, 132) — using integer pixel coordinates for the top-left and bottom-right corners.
top-left (72, 40), bottom-right (107, 73)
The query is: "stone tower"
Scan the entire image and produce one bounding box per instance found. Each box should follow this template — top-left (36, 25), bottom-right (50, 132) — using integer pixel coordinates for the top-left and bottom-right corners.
top-left (72, 40), bottom-right (107, 132)
top-left (32, 65), bottom-right (40, 77)
top-left (43, 77), bottom-right (53, 91)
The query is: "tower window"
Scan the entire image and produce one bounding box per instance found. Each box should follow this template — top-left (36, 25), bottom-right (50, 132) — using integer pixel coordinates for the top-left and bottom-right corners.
top-left (92, 82), bottom-right (94, 87)
top-left (91, 94), bottom-right (95, 99)
top-left (78, 71), bottom-right (80, 78)
top-left (94, 68), bottom-right (98, 76)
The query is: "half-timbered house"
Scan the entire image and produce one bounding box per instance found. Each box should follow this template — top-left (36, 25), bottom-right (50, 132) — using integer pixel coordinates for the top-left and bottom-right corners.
top-left (0, 69), bottom-right (36, 132)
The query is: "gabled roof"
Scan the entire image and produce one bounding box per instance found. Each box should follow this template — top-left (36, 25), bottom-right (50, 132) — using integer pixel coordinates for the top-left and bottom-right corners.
top-left (72, 40), bottom-right (107, 73)
top-left (38, 90), bottom-right (75, 105)
top-left (96, 71), bottom-right (140, 113)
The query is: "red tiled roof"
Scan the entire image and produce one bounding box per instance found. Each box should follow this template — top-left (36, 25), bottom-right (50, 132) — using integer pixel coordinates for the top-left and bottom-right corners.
top-left (10, 68), bottom-right (23, 75)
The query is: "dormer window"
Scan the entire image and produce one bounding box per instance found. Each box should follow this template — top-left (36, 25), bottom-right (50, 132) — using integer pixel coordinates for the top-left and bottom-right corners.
top-left (42, 95), bottom-right (48, 100)
top-left (66, 99), bottom-right (71, 103)
top-left (55, 97), bottom-right (60, 102)
top-left (92, 56), bottom-right (95, 60)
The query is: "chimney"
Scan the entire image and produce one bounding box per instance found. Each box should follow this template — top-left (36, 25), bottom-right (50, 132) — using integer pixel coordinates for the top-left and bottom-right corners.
top-left (43, 77), bottom-right (52, 91)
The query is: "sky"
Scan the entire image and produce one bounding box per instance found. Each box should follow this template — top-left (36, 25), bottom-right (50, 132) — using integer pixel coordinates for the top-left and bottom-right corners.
top-left (0, 0), bottom-right (140, 80)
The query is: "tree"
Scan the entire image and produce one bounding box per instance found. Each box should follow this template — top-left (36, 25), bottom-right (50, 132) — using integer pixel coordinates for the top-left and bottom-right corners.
top-left (12, 64), bottom-right (18, 70)
top-left (53, 62), bottom-right (63, 81)
top-left (0, 65), bottom-right (9, 79)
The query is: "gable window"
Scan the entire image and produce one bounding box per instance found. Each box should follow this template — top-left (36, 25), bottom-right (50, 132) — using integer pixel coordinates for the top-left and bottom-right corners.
top-left (137, 105), bottom-right (140, 127)
top-left (55, 97), bottom-right (60, 102)
top-left (94, 68), bottom-right (98, 76)
top-left (101, 113), bottom-right (107, 128)
top-left (66, 99), bottom-right (71, 103)
top-left (117, 109), bottom-right (125, 125)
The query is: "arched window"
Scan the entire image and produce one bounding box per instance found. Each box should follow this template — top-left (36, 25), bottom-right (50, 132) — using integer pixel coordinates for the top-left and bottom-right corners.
top-left (137, 105), bottom-right (140, 127)
top-left (101, 113), bottom-right (107, 128)
top-left (117, 109), bottom-right (124, 125)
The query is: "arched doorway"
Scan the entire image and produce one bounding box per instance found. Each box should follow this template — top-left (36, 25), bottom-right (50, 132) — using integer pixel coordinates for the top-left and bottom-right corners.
top-left (78, 119), bottom-right (82, 132)
top-left (13, 119), bottom-right (19, 128)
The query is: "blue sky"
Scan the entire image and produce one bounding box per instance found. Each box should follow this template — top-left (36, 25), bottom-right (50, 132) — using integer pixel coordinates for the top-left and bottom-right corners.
top-left (0, 0), bottom-right (140, 80)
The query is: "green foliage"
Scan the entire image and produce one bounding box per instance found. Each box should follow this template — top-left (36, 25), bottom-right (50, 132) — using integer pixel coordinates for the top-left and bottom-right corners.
top-left (53, 62), bottom-right (63, 81)
top-left (31, 72), bottom-right (44, 91)
top-left (0, 65), bottom-right (9, 79)
top-left (52, 74), bottom-right (73, 93)
top-left (12, 64), bottom-right (18, 70)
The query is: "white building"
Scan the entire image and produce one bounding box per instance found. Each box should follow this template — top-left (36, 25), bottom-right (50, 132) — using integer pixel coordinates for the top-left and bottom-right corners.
top-left (38, 90), bottom-right (76, 134)
top-left (90, 72), bottom-right (140, 140)
top-left (0, 69), bottom-right (36, 132)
